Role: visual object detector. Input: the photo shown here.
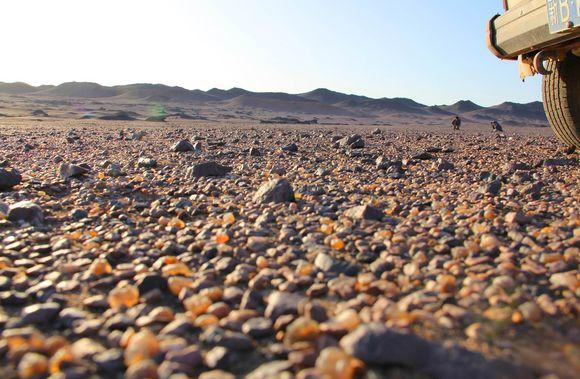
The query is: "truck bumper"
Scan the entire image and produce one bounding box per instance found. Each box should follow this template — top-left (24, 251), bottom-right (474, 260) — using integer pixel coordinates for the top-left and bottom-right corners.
top-left (487, 0), bottom-right (579, 60)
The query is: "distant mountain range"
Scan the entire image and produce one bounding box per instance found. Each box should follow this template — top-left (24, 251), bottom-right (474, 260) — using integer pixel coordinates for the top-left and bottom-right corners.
top-left (0, 81), bottom-right (547, 123)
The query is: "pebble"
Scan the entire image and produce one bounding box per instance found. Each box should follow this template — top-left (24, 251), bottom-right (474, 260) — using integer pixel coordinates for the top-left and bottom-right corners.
top-left (265, 291), bottom-right (302, 320)
top-left (187, 161), bottom-right (232, 177)
top-left (344, 204), bottom-right (383, 221)
top-left (242, 317), bottom-right (274, 339)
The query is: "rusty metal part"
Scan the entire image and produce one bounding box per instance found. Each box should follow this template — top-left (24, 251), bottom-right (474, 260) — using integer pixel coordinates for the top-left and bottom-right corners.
top-left (533, 51), bottom-right (552, 75)
top-left (518, 55), bottom-right (536, 80)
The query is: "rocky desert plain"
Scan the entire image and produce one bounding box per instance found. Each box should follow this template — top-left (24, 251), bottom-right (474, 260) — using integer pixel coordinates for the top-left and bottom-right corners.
top-left (0, 82), bottom-right (578, 379)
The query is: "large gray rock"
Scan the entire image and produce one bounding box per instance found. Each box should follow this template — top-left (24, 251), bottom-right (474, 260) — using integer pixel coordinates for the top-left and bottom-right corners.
top-left (344, 205), bottom-right (383, 221)
top-left (21, 302), bottom-right (61, 324)
top-left (7, 201), bottom-right (44, 225)
top-left (0, 168), bottom-right (22, 190)
top-left (314, 253), bottom-right (336, 272)
top-left (187, 162), bottom-right (232, 177)
top-left (58, 163), bottom-right (89, 179)
top-left (137, 157), bottom-right (157, 168)
top-left (172, 139), bottom-right (195, 152)
top-left (338, 134), bottom-right (365, 149)
top-left (253, 179), bottom-right (295, 204)
top-left (340, 324), bottom-right (532, 379)
top-left (264, 291), bottom-right (302, 320)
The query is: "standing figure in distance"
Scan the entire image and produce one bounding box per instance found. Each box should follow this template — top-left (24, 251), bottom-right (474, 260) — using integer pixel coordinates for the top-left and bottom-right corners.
top-left (451, 116), bottom-right (461, 131)
top-left (491, 120), bottom-right (503, 132)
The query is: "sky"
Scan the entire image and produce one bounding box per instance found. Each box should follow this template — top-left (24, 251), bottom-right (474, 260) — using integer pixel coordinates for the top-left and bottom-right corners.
top-left (0, 0), bottom-right (542, 106)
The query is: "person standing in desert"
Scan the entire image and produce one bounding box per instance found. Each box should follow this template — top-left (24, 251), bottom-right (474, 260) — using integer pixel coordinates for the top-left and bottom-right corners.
top-left (491, 120), bottom-right (503, 132)
top-left (451, 116), bottom-right (461, 130)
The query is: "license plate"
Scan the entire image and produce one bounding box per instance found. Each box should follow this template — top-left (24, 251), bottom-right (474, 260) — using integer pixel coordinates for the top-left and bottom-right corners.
top-left (547, 0), bottom-right (580, 33)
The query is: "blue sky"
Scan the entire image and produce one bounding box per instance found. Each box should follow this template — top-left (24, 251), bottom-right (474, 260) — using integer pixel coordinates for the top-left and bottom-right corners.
top-left (0, 0), bottom-right (541, 106)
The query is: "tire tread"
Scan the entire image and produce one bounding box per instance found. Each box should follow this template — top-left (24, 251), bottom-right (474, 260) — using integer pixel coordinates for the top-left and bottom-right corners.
top-left (542, 55), bottom-right (580, 148)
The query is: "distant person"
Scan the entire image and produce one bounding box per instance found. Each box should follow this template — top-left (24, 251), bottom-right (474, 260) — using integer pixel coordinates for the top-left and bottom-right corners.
top-left (451, 116), bottom-right (461, 131)
top-left (491, 120), bottom-right (503, 132)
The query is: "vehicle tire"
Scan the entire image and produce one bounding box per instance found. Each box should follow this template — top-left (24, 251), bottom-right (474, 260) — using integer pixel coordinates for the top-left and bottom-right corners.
top-left (542, 54), bottom-right (580, 148)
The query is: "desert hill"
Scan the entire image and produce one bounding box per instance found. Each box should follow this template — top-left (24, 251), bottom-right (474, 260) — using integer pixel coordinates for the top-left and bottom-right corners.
top-left (38, 82), bottom-right (118, 98)
top-left (441, 100), bottom-right (483, 114)
top-left (0, 81), bottom-right (548, 122)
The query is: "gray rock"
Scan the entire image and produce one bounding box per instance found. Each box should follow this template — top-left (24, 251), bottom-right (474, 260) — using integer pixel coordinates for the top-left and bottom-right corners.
top-left (264, 291), bottom-right (302, 320)
top-left (187, 162), bottom-right (232, 177)
top-left (376, 156), bottom-right (396, 170)
top-left (59, 163), bottom-right (89, 179)
top-left (172, 139), bottom-right (195, 152)
top-left (338, 134), bottom-right (365, 149)
top-left (21, 302), bottom-right (61, 324)
top-left (479, 171), bottom-right (497, 182)
top-left (314, 253), bottom-right (359, 276)
top-left (282, 143), bottom-right (298, 152)
top-left (8, 201), bottom-right (44, 225)
top-left (166, 345), bottom-right (202, 368)
top-left (314, 253), bottom-right (336, 272)
top-left (341, 324), bottom-right (532, 379)
top-left (59, 307), bottom-right (89, 327)
top-left (137, 157), bottom-right (157, 168)
top-left (0, 168), bottom-right (22, 190)
top-left (436, 159), bottom-right (454, 171)
top-left (70, 209), bottom-right (88, 220)
top-left (136, 274), bottom-right (168, 294)
top-left (94, 349), bottom-right (124, 372)
top-left (411, 151), bottom-right (434, 160)
top-left (344, 205), bottom-right (383, 221)
top-left (160, 319), bottom-right (192, 335)
top-left (106, 163), bottom-right (123, 177)
top-left (385, 165), bottom-right (405, 179)
top-left (480, 180), bottom-right (501, 196)
top-left (200, 326), bottom-right (254, 350)
top-left (242, 317), bottom-right (274, 339)
top-left (253, 179), bottom-right (295, 204)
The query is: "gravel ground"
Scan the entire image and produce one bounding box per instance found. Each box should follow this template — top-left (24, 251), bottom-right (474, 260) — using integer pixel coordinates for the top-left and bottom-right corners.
top-left (0, 119), bottom-right (578, 379)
